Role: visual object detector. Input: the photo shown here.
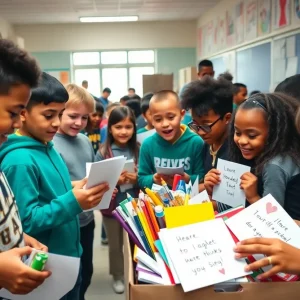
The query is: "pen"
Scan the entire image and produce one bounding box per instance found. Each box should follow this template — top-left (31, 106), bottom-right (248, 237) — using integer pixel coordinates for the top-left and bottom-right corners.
top-left (161, 179), bottom-right (174, 200)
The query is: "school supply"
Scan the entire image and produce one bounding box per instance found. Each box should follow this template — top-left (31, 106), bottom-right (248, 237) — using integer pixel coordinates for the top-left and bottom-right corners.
top-left (85, 156), bottom-right (127, 210)
top-left (161, 178), bottom-right (174, 200)
top-left (189, 189), bottom-right (210, 205)
top-left (172, 174), bottom-right (182, 191)
top-left (145, 187), bottom-right (162, 206)
top-left (154, 205), bottom-right (166, 229)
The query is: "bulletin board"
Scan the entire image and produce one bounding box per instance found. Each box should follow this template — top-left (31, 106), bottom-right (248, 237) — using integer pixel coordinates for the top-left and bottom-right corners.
top-left (45, 69), bottom-right (70, 85)
top-left (236, 42), bottom-right (271, 92)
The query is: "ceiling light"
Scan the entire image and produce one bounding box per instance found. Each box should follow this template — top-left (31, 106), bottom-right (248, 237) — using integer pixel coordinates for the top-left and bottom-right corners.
top-left (79, 16), bottom-right (138, 23)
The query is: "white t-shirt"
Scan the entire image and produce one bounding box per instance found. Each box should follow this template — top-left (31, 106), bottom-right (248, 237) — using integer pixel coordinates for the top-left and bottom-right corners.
top-left (0, 171), bottom-right (24, 252)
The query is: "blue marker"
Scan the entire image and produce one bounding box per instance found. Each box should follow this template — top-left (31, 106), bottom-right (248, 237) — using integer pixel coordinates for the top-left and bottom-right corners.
top-left (163, 198), bottom-right (170, 207)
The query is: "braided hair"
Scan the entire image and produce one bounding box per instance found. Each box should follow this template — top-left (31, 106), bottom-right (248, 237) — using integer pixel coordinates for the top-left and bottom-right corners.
top-left (229, 92), bottom-right (300, 174)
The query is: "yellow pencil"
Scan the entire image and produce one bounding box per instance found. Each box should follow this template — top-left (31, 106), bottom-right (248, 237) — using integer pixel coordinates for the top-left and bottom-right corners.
top-left (145, 187), bottom-right (162, 206)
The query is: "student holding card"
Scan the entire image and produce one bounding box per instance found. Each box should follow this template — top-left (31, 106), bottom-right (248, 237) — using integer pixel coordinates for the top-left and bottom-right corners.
top-left (138, 90), bottom-right (205, 188)
top-left (181, 76), bottom-right (234, 212)
top-left (95, 106), bottom-right (139, 294)
top-left (204, 93), bottom-right (300, 219)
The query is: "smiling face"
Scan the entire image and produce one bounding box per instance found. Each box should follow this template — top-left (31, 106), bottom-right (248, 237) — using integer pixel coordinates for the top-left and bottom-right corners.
top-left (234, 108), bottom-right (268, 160)
top-left (20, 102), bottom-right (65, 143)
top-left (150, 96), bottom-right (185, 143)
top-left (110, 116), bottom-right (134, 147)
top-left (0, 84), bottom-right (31, 145)
top-left (58, 104), bottom-right (90, 136)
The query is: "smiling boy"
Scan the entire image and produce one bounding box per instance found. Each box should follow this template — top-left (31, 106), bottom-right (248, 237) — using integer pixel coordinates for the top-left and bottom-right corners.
top-left (138, 90), bottom-right (204, 188)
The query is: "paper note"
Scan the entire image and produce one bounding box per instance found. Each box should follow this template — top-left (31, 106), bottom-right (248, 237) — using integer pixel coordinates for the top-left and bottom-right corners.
top-left (225, 194), bottom-right (300, 248)
top-left (120, 159), bottom-right (135, 192)
top-left (285, 57), bottom-right (298, 78)
top-left (189, 189), bottom-right (210, 205)
top-left (156, 166), bottom-right (184, 176)
top-left (85, 156), bottom-right (126, 210)
top-left (165, 202), bottom-right (215, 228)
top-left (212, 159), bottom-right (250, 208)
top-left (0, 251), bottom-right (80, 300)
top-left (161, 218), bottom-right (250, 292)
top-left (190, 176), bottom-right (199, 197)
top-left (137, 129), bottom-right (156, 144)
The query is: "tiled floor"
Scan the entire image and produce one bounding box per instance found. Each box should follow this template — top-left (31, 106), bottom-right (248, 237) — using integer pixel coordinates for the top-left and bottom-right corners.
top-left (86, 211), bottom-right (125, 300)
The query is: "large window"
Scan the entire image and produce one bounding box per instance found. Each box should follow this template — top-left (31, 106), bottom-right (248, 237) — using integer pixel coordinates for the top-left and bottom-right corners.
top-left (72, 50), bottom-right (155, 101)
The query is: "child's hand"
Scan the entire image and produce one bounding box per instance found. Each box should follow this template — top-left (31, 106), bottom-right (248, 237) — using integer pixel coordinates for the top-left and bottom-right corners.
top-left (24, 234), bottom-right (48, 252)
top-left (112, 188), bottom-right (118, 200)
top-left (153, 173), bottom-right (161, 184)
top-left (234, 238), bottom-right (300, 279)
top-left (160, 174), bottom-right (173, 187)
top-left (117, 171), bottom-right (128, 185)
top-left (0, 247), bottom-right (51, 294)
top-left (125, 172), bottom-right (137, 184)
top-left (73, 179), bottom-right (109, 210)
top-left (204, 169), bottom-right (221, 196)
top-left (182, 173), bottom-right (190, 183)
top-left (240, 172), bottom-right (260, 203)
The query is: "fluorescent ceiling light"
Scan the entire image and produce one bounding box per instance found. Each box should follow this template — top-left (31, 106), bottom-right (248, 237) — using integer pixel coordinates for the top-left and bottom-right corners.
top-left (80, 16), bottom-right (138, 23)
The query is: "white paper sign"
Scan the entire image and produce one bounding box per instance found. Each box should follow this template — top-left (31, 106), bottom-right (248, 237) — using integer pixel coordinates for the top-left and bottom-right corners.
top-left (189, 189), bottom-right (210, 205)
top-left (137, 129), bottom-right (156, 144)
top-left (0, 251), bottom-right (80, 300)
top-left (212, 159), bottom-right (250, 208)
top-left (190, 176), bottom-right (199, 197)
top-left (161, 218), bottom-right (250, 292)
top-left (120, 159), bottom-right (135, 192)
top-left (85, 156), bottom-right (126, 210)
top-left (225, 194), bottom-right (300, 248)
top-left (156, 166), bottom-right (184, 176)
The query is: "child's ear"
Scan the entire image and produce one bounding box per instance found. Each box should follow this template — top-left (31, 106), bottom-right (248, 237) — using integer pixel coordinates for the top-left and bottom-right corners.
top-left (20, 109), bottom-right (27, 122)
top-left (180, 109), bottom-right (186, 120)
top-left (224, 112), bottom-right (232, 124)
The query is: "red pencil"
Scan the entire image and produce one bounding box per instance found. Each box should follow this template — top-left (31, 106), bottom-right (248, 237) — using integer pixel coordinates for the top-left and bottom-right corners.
top-left (140, 200), bottom-right (159, 241)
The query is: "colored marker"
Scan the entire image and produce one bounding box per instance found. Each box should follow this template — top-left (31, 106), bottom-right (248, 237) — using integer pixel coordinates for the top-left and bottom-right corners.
top-left (163, 198), bottom-right (170, 207)
top-left (155, 205), bottom-right (166, 229)
top-left (161, 179), bottom-right (174, 200)
top-left (127, 192), bottom-right (134, 202)
top-left (31, 252), bottom-right (48, 271)
top-left (172, 174), bottom-right (182, 191)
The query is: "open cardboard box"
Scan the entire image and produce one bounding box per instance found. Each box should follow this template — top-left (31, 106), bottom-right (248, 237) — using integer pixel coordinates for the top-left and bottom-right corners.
top-left (124, 232), bottom-right (300, 300)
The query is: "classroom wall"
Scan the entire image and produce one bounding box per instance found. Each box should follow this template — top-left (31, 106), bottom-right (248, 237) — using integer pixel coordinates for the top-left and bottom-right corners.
top-left (15, 21), bottom-right (197, 52)
top-left (0, 18), bottom-right (16, 40)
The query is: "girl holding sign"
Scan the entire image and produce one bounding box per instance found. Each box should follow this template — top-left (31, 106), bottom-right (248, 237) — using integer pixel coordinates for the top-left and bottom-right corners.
top-left (205, 93), bottom-right (300, 220)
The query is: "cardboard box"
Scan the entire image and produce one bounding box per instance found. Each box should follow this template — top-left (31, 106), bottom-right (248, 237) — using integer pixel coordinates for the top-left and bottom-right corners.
top-left (124, 232), bottom-right (300, 300)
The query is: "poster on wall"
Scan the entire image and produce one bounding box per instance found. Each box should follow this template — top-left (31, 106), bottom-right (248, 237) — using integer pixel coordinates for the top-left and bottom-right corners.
top-left (226, 7), bottom-right (236, 47)
top-left (258, 0), bottom-right (271, 36)
top-left (213, 18), bottom-right (219, 52)
top-left (245, 0), bottom-right (258, 41)
top-left (47, 71), bottom-right (70, 85)
top-left (273, 0), bottom-right (291, 29)
top-left (197, 27), bottom-right (203, 58)
top-left (294, 0), bottom-right (300, 24)
top-left (236, 1), bottom-right (245, 44)
top-left (223, 51), bottom-right (236, 79)
top-left (205, 21), bottom-right (214, 56)
top-left (218, 15), bottom-right (227, 50)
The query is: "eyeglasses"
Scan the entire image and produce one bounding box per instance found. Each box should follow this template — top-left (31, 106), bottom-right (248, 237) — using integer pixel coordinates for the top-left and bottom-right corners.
top-left (188, 117), bottom-right (222, 134)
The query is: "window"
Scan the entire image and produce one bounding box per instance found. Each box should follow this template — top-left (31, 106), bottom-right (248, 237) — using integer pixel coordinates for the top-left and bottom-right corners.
top-left (72, 50), bottom-right (155, 99)
top-left (73, 52), bottom-right (100, 66)
top-left (128, 50), bottom-right (155, 64)
top-left (101, 51), bottom-right (127, 64)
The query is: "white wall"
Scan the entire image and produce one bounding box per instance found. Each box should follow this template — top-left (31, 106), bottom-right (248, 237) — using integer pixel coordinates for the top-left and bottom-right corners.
top-left (14, 20), bottom-right (197, 52)
top-left (0, 18), bottom-right (16, 40)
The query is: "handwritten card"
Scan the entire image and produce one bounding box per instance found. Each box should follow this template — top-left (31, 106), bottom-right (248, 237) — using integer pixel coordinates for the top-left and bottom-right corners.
top-left (161, 218), bottom-right (250, 292)
top-left (225, 194), bottom-right (300, 248)
top-left (212, 159), bottom-right (250, 207)
top-left (137, 129), bottom-right (156, 144)
top-left (189, 189), bottom-right (210, 205)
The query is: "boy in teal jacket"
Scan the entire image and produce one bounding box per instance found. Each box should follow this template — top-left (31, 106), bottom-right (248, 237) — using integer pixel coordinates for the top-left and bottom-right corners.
top-left (0, 72), bottom-right (109, 300)
top-left (138, 90), bottom-right (205, 188)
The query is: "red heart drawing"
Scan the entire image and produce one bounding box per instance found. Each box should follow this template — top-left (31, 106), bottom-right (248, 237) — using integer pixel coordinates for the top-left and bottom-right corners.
top-left (266, 202), bottom-right (277, 214)
top-left (219, 268), bottom-right (225, 275)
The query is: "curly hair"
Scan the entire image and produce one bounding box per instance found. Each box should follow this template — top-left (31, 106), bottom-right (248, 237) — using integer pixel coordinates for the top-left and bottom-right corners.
top-left (181, 76), bottom-right (233, 117)
top-left (0, 39), bottom-right (41, 94)
top-left (229, 92), bottom-right (300, 174)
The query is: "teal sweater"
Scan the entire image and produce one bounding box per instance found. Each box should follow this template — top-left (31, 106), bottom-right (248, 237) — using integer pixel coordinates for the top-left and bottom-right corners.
top-left (138, 126), bottom-right (205, 188)
top-left (0, 135), bottom-right (82, 257)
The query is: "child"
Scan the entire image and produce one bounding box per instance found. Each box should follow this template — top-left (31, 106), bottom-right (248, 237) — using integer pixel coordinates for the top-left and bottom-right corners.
top-left (275, 74), bottom-right (300, 102)
top-left (205, 93), bottom-right (300, 220)
top-left (137, 96), bottom-right (154, 133)
top-left (53, 84), bottom-right (97, 300)
top-left (100, 102), bottom-right (121, 144)
top-left (233, 83), bottom-right (248, 107)
top-left (0, 72), bottom-right (110, 300)
top-left (136, 93), bottom-right (153, 130)
top-left (0, 39), bottom-right (50, 294)
top-left (138, 90), bottom-right (205, 188)
top-left (95, 106), bottom-right (139, 294)
top-left (181, 77), bottom-right (233, 211)
top-left (84, 101), bottom-right (104, 153)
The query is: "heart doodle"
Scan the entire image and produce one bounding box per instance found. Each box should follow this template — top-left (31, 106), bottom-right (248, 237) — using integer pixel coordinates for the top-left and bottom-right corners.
top-left (219, 268), bottom-right (225, 275)
top-left (266, 202), bottom-right (277, 214)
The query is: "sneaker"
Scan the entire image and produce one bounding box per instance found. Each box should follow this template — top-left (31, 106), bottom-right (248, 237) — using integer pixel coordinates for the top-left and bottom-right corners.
top-left (101, 238), bottom-right (108, 245)
top-left (112, 280), bottom-right (124, 294)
